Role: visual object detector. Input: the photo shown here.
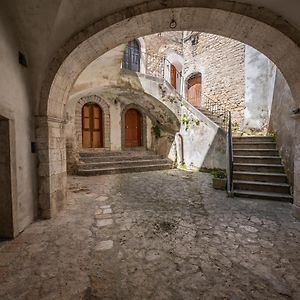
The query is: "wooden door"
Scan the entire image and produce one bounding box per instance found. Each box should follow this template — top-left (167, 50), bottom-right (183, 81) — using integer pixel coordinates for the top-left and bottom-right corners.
top-left (170, 64), bottom-right (177, 89)
top-left (82, 103), bottom-right (103, 148)
top-left (187, 74), bottom-right (202, 108)
top-left (125, 109), bottom-right (142, 147)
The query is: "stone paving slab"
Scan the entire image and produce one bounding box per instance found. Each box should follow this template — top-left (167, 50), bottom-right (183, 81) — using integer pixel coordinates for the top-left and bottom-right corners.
top-left (0, 170), bottom-right (299, 299)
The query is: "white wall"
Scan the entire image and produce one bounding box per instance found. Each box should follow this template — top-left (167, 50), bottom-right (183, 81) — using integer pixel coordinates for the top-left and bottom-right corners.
top-left (244, 45), bottom-right (277, 129)
top-left (0, 9), bottom-right (37, 235)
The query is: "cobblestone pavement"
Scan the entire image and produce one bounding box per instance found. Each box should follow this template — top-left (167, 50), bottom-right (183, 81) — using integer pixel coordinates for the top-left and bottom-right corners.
top-left (0, 170), bottom-right (300, 299)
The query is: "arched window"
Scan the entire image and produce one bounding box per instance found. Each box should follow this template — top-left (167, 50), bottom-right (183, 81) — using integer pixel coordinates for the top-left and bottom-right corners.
top-left (122, 40), bottom-right (141, 72)
top-left (187, 73), bottom-right (202, 108)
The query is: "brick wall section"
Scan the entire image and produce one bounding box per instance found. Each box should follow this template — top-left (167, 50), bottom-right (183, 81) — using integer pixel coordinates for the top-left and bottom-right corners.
top-left (143, 32), bottom-right (183, 77)
top-left (182, 32), bottom-right (245, 125)
top-left (143, 32), bottom-right (245, 125)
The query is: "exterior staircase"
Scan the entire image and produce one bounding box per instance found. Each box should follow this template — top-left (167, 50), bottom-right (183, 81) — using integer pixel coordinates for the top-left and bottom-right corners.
top-left (198, 108), bottom-right (223, 127)
top-left (232, 136), bottom-right (293, 202)
top-left (77, 150), bottom-right (173, 176)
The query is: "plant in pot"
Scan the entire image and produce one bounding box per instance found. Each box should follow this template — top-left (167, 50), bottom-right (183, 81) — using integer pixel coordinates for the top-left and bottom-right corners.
top-left (211, 169), bottom-right (227, 190)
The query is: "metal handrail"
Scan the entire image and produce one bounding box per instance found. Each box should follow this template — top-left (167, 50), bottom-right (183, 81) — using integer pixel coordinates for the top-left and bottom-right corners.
top-left (226, 111), bottom-right (234, 196)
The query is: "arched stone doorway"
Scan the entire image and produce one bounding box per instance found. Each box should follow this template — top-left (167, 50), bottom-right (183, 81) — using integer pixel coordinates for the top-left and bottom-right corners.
top-left (37, 3), bottom-right (300, 219)
top-left (124, 108), bottom-right (142, 147)
top-left (187, 73), bottom-right (202, 108)
top-left (82, 103), bottom-right (103, 148)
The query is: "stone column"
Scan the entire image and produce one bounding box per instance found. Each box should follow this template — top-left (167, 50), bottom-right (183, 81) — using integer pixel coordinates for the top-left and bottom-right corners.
top-left (36, 116), bottom-right (67, 219)
top-left (293, 115), bottom-right (300, 220)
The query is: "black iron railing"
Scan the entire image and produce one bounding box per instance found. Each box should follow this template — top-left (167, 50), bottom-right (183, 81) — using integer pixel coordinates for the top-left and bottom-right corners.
top-left (226, 111), bottom-right (234, 196)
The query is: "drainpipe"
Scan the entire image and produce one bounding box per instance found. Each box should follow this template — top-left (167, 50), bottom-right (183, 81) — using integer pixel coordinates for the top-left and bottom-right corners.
top-left (175, 132), bottom-right (184, 165)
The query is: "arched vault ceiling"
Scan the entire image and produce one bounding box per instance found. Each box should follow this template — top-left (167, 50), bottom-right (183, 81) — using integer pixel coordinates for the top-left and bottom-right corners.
top-left (3, 0), bottom-right (300, 116)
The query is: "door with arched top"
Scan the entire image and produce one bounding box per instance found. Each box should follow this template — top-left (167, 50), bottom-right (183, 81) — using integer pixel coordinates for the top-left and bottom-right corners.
top-left (170, 64), bottom-right (177, 89)
top-left (82, 103), bottom-right (103, 148)
top-left (125, 109), bottom-right (142, 147)
top-left (187, 73), bottom-right (202, 108)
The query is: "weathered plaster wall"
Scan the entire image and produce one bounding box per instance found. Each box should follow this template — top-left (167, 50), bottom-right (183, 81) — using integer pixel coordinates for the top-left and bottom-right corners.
top-left (244, 46), bottom-right (277, 130)
top-left (269, 70), bottom-right (295, 186)
top-left (177, 105), bottom-right (226, 170)
top-left (0, 9), bottom-right (36, 235)
top-left (182, 32), bottom-right (245, 125)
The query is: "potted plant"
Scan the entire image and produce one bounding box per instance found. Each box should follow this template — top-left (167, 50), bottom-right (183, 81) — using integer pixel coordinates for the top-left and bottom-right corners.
top-left (211, 169), bottom-right (227, 190)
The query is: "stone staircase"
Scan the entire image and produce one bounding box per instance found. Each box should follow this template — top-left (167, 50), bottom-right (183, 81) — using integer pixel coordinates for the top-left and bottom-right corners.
top-left (233, 136), bottom-right (293, 202)
top-left (77, 150), bottom-right (173, 176)
top-left (198, 108), bottom-right (223, 127)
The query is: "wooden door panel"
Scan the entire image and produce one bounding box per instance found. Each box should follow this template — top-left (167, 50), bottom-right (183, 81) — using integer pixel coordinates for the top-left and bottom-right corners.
top-left (170, 64), bottom-right (177, 89)
top-left (82, 131), bottom-right (91, 148)
top-left (82, 103), bottom-right (103, 148)
top-left (187, 74), bottom-right (201, 108)
top-left (83, 118), bottom-right (90, 129)
top-left (93, 118), bottom-right (100, 130)
top-left (125, 109), bottom-right (142, 147)
top-left (92, 132), bottom-right (101, 148)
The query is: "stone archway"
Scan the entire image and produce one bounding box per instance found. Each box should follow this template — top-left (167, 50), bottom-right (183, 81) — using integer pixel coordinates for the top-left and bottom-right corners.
top-left (36, 2), bottom-right (300, 219)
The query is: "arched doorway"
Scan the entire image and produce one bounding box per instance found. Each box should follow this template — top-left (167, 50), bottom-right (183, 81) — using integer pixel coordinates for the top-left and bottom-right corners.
top-left (187, 73), bottom-right (202, 108)
top-left (82, 103), bottom-right (103, 148)
top-left (125, 109), bottom-right (142, 147)
top-left (122, 40), bottom-right (141, 72)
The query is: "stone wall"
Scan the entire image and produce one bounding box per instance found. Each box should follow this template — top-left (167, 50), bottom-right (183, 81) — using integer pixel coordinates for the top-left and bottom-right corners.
top-left (0, 9), bottom-right (37, 236)
top-left (244, 46), bottom-right (276, 130)
top-left (269, 70), bottom-right (295, 186)
top-left (182, 32), bottom-right (245, 125)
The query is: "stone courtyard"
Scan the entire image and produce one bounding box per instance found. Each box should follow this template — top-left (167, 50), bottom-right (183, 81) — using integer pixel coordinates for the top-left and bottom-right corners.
top-left (0, 169), bottom-right (299, 299)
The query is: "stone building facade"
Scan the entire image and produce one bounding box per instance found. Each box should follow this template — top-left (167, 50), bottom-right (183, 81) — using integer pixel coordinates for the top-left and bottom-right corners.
top-left (142, 31), bottom-right (246, 125)
top-left (182, 32), bottom-right (245, 125)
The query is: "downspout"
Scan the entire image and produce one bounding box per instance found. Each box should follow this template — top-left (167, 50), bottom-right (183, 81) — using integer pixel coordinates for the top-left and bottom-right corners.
top-left (175, 132), bottom-right (184, 165)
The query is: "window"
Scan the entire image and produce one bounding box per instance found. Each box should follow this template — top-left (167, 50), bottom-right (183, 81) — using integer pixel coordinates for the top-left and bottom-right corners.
top-left (122, 40), bottom-right (141, 72)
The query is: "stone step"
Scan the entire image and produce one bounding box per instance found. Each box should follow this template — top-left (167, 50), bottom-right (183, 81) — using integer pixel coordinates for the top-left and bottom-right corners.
top-left (233, 163), bottom-right (284, 173)
top-left (78, 163), bottom-right (173, 176)
top-left (233, 171), bottom-right (288, 183)
top-left (233, 155), bottom-right (281, 164)
top-left (78, 159), bottom-right (170, 170)
top-left (233, 142), bottom-right (277, 150)
top-left (233, 136), bottom-right (274, 143)
top-left (79, 150), bottom-right (154, 158)
top-left (80, 154), bottom-right (162, 163)
top-left (233, 180), bottom-right (290, 194)
top-left (233, 190), bottom-right (293, 202)
top-left (233, 149), bottom-right (278, 156)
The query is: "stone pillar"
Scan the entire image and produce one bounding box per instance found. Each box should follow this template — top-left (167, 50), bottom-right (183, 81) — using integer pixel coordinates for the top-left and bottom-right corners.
top-left (36, 116), bottom-right (67, 219)
top-left (293, 116), bottom-right (300, 220)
